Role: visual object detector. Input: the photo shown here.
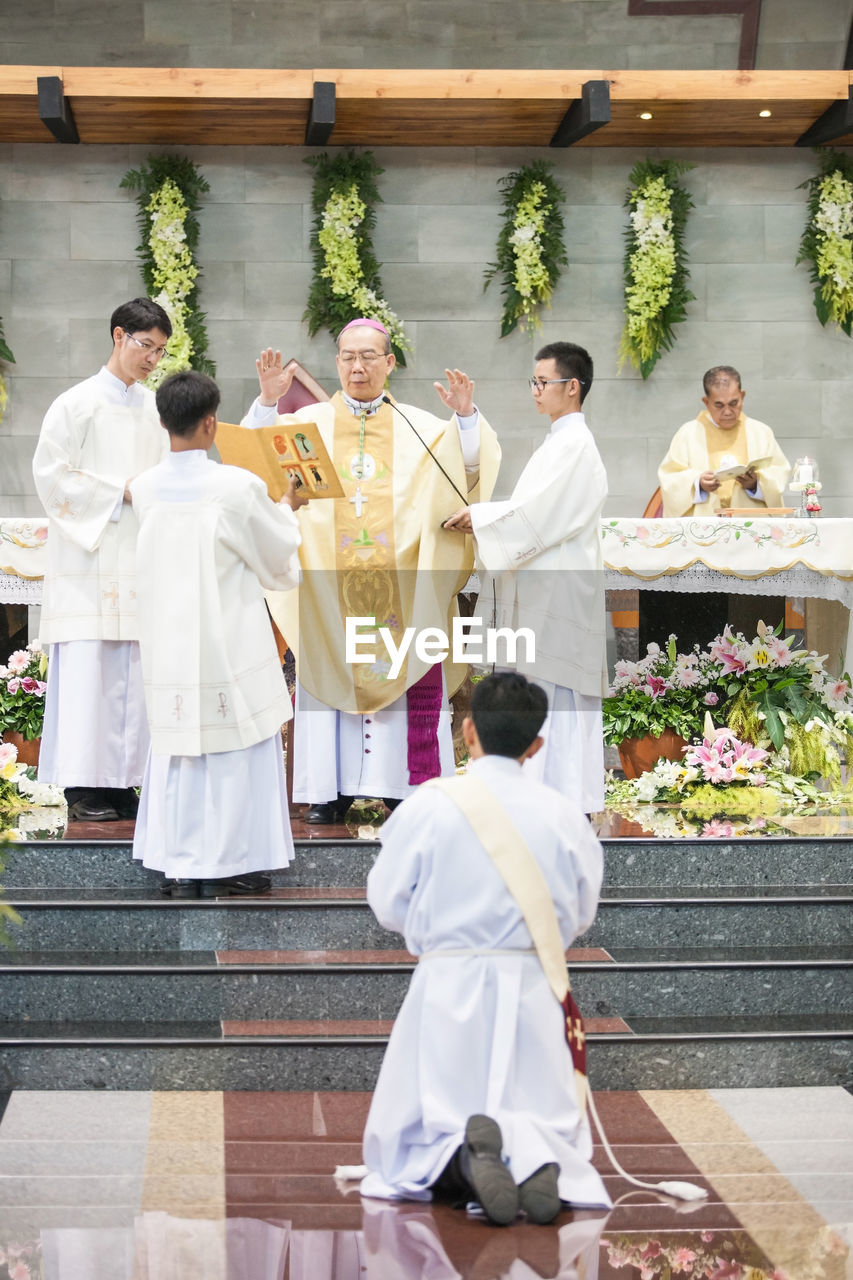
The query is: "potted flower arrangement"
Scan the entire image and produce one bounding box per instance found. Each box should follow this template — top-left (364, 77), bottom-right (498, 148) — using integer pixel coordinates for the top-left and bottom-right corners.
top-left (603, 636), bottom-right (723, 778)
top-left (604, 623), bottom-right (853, 782)
top-left (0, 639), bottom-right (48, 766)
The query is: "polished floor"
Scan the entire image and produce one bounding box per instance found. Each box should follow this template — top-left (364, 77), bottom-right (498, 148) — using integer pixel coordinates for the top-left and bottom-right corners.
top-left (0, 1086), bottom-right (849, 1278)
top-left (48, 804), bottom-right (853, 843)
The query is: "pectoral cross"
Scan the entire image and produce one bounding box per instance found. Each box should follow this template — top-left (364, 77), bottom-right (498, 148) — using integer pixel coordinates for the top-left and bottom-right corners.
top-left (350, 486), bottom-right (367, 518)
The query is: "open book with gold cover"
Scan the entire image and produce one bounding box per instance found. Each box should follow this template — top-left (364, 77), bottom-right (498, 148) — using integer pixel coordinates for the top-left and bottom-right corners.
top-left (215, 421), bottom-right (344, 501)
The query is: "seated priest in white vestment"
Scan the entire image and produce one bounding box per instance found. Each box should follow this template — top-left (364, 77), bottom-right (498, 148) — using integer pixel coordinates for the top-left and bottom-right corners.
top-left (658, 364), bottom-right (791, 517)
top-left (361, 673), bottom-right (610, 1225)
top-left (241, 319), bottom-right (500, 823)
top-left (443, 342), bottom-right (608, 814)
top-left (130, 371), bottom-right (305, 899)
top-left (32, 297), bottom-right (173, 823)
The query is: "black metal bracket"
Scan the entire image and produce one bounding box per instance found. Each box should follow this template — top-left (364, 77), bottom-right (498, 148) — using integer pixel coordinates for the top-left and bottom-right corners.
top-left (549, 79), bottom-right (611, 148)
top-left (305, 81), bottom-right (336, 146)
top-left (37, 75), bottom-right (80, 144)
top-left (796, 86), bottom-right (853, 147)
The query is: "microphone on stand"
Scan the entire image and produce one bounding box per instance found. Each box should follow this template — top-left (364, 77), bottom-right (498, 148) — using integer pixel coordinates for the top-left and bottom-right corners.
top-left (381, 395), bottom-right (469, 509)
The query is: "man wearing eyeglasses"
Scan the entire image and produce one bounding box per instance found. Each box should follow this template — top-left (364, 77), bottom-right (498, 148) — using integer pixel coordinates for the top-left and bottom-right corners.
top-left (242, 319), bottom-right (500, 823)
top-left (443, 342), bottom-right (608, 814)
top-left (32, 297), bottom-right (172, 822)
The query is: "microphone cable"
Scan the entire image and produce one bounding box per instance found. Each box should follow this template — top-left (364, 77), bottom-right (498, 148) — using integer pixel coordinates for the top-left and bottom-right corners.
top-left (381, 395), bottom-right (469, 507)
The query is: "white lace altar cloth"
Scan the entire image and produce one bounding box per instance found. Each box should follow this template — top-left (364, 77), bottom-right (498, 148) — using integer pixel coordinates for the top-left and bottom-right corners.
top-left (0, 517), bottom-right (49, 603)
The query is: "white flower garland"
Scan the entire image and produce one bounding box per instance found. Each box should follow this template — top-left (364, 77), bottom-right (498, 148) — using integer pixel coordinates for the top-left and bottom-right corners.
top-left (317, 185), bottom-right (410, 357)
top-left (812, 169), bottom-right (853, 331)
top-left (619, 160), bottom-right (694, 379)
top-left (144, 178), bottom-right (198, 388)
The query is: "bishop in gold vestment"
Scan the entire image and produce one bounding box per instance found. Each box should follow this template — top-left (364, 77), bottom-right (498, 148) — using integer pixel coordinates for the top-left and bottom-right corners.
top-left (242, 321), bottom-right (500, 816)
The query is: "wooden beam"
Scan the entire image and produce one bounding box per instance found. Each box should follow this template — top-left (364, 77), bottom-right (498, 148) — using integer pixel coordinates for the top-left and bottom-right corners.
top-left (37, 74), bottom-right (78, 143)
top-left (795, 85), bottom-right (853, 146)
top-left (550, 79), bottom-right (611, 147)
top-left (305, 80), bottom-right (335, 145)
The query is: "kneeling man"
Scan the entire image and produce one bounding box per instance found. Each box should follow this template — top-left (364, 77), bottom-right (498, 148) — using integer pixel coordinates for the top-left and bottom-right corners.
top-left (361, 672), bottom-right (610, 1224)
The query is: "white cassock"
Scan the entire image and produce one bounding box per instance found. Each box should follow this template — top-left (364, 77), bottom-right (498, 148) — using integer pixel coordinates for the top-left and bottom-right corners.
top-left (469, 411), bottom-right (608, 813)
top-left (245, 394), bottom-right (482, 803)
top-left (129, 451), bottom-right (301, 880)
top-left (33, 366), bottom-right (168, 787)
top-left (361, 753), bottom-right (610, 1210)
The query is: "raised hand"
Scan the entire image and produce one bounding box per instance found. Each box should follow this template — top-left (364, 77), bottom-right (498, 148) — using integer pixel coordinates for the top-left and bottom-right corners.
top-left (434, 368), bottom-right (475, 418)
top-left (257, 348), bottom-right (295, 407)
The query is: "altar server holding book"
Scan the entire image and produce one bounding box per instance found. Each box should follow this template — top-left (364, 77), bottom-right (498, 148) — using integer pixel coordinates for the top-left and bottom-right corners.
top-left (130, 371), bottom-right (305, 898)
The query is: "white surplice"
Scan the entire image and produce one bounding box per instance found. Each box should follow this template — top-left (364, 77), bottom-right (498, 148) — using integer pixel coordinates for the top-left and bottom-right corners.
top-left (246, 394), bottom-right (482, 802)
top-left (32, 366), bottom-right (168, 787)
top-left (361, 753), bottom-right (610, 1210)
top-left (129, 451), bottom-right (302, 879)
top-left (469, 411), bottom-right (608, 812)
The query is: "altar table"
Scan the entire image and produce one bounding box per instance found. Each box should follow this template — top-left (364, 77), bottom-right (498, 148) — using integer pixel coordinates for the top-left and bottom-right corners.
top-left (601, 515), bottom-right (853, 671)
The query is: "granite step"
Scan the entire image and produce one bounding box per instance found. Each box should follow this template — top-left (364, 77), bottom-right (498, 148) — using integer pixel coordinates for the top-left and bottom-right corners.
top-left (4, 884), bottom-right (851, 951)
top-left (2, 834), bottom-right (851, 890)
top-left (0, 1013), bottom-right (848, 1091)
top-left (0, 946), bottom-right (850, 1021)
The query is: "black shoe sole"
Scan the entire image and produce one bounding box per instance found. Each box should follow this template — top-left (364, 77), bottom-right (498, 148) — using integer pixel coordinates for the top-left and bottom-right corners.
top-left (199, 879), bottom-right (272, 898)
top-left (518, 1163), bottom-right (561, 1224)
top-left (460, 1115), bottom-right (519, 1226)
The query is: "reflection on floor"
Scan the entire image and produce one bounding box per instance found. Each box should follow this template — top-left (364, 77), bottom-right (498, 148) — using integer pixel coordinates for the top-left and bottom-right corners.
top-left (42, 803), bottom-right (853, 844)
top-left (0, 1086), bottom-right (849, 1279)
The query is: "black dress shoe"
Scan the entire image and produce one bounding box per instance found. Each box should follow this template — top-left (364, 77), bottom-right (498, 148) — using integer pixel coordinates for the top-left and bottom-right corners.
top-left (66, 795), bottom-right (121, 822)
top-left (161, 878), bottom-right (200, 899)
top-left (108, 788), bottom-right (140, 819)
top-left (199, 873), bottom-right (273, 898)
top-left (304, 796), bottom-right (351, 824)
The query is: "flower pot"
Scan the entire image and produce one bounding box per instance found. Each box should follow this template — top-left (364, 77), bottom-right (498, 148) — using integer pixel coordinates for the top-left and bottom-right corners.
top-left (1, 730), bottom-right (41, 768)
top-left (618, 729), bottom-right (687, 780)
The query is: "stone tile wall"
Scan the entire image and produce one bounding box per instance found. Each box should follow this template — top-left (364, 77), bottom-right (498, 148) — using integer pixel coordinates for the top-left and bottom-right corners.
top-left (0, 0), bottom-right (850, 70)
top-left (1, 143), bottom-right (851, 517)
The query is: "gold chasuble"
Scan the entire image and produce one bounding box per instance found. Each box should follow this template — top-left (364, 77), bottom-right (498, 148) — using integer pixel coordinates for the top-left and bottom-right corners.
top-left (700, 410), bottom-right (749, 509)
top-left (265, 393), bottom-right (500, 716)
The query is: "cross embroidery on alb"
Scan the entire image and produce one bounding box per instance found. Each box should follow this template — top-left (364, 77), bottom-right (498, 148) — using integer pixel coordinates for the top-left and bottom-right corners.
top-left (217, 693), bottom-right (229, 718)
top-left (53, 498), bottom-right (76, 519)
top-left (102, 582), bottom-right (119, 607)
top-left (173, 694), bottom-right (184, 721)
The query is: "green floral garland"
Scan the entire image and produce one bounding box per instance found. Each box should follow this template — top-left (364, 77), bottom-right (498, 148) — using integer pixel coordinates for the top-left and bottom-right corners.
top-left (797, 149), bottom-right (853, 337)
top-left (0, 318), bottom-right (14, 425)
top-left (484, 161), bottom-right (567, 337)
top-left (305, 150), bottom-right (410, 365)
top-left (120, 155), bottom-right (214, 387)
top-left (619, 158), bottom-right (694, 379)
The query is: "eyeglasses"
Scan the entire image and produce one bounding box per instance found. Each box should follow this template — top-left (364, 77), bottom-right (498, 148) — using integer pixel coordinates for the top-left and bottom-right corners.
top-left (338, 350), bottom-right (386, 365)
top-left (528, 376), bottom-right (584, 392)
top-left (123, 331), bottom-right (171, 359)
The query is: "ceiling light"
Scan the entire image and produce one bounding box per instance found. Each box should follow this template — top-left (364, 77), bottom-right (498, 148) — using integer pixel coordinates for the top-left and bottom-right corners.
top-left (639, 111), bottom-right (653, 120)
top-left (759, 109), bottom-right (772, 117)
